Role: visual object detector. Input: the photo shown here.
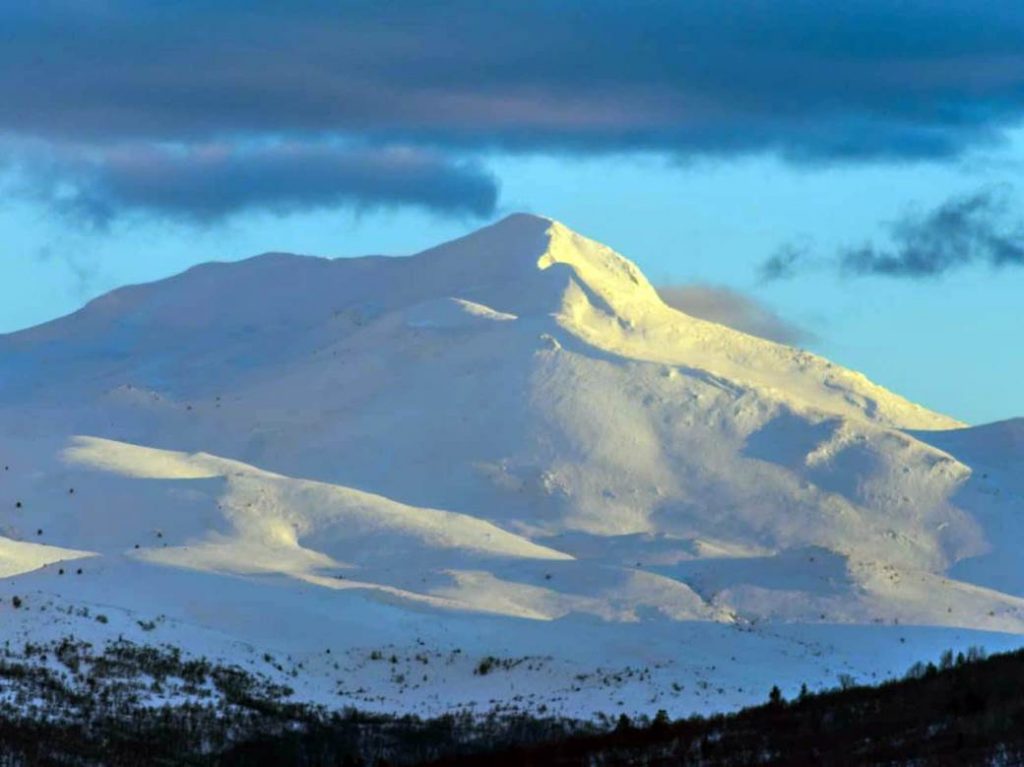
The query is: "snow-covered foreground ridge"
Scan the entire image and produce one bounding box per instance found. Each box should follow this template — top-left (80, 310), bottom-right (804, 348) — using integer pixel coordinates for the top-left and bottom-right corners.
top-left (0, 213), bottom-right (1021, 717)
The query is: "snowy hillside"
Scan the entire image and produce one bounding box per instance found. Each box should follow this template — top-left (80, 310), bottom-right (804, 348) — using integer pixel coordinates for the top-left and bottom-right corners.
top-left (0, 214), bottom-right (1021, 718)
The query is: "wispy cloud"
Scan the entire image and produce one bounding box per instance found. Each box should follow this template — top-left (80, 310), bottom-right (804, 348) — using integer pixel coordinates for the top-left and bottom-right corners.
top-left (759, 243), bottom-right (811, 282)
top-left (35, 245), bottom-right (99, 298)
top-left (840, 188), bottom-right (1024, 277)
top-left (761, 187), bottom-right (1024, 280)
top-left (657, 284), bottom-right (814, 346)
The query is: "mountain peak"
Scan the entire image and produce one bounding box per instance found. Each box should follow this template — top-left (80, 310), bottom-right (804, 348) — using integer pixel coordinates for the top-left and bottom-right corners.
top-left (490, 211), bottom-right (557, 228)
top-left (417, 211), bottom-right (555, 265)
top-left (412, 212), bottom-right (659, 320)
top-left (0, 210), bottom-right (1014, 727)
top-left (3, 214), bottom-right (959, 431)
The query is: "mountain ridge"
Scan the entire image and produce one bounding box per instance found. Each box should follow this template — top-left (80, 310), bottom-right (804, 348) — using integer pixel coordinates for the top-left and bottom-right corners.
top-left (1, 213), bottom-right (961, 431)
top-left (0, 213), bottom-right (1019, 720)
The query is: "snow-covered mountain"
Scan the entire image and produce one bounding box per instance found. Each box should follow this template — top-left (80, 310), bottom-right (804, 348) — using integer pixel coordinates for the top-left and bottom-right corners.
top-left (0, 214), bottom-right (1021, 717)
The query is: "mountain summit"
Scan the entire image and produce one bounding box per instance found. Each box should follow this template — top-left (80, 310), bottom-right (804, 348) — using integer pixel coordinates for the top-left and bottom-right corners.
top-left (4, 214), bottom-right (958, 431)
top-left (0, 215), bottom-right (1020, 717)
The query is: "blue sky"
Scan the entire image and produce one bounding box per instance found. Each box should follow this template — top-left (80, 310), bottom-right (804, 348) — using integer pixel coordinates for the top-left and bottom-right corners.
top-left (1, 1), bottom-right (1023, 424)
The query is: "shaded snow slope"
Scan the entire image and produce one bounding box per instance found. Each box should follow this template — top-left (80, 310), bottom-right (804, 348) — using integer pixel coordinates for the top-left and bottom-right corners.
top-left (0, 214), bottom-right (1019, 718)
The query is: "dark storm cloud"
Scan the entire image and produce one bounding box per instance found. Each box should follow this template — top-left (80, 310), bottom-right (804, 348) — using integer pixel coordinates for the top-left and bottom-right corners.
top-left (657, 284), bottom-right (814, 346)
top-left (5, 143), bottom-right (498, 224)
top-left (3, 0), bottom-right (1024, 159)
top-left (759, 187), bottom-right (1024, 280)
top-left (3, 1), bottom-right (1024, 221)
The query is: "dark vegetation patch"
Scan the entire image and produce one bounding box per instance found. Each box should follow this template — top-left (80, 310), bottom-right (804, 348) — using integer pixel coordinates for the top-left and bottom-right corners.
top-left (429, 646), bottom-right (1024, 767)
top-left (0, 640), bottom-right (1020, 765)
top-left (0, 638), bottom-right (583, 766)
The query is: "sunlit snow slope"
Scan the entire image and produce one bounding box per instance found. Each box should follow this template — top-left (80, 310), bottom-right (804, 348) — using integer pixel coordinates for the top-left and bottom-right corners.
top-left (0, 214), bottom-right (1020, 717)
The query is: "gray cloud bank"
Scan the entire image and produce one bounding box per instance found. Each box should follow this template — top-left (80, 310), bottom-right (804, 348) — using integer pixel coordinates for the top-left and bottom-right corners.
top-left (4, 1), bottom-right (1024, 159)
top-left (4, 1), bottom-right (1024, 221)
top-left (657, 284), bottom-right (814, 346)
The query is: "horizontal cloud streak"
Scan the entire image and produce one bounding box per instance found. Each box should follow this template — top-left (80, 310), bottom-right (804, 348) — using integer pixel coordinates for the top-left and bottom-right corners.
top-left (1, 1), bottom-right (1024, 161)
top-left (4, 142), bottom-right (498, 224)
top-left (657, 284), bottom-right (814, 346)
